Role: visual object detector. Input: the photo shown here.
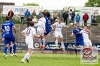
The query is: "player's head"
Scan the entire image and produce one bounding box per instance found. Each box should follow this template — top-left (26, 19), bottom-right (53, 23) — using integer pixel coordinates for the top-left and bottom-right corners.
top-left (84, 25), bottom-right (88, 29)
top-left (73, 24), bottom-right (78, 29)
top-left (29, 21), bottom-right (34, 27)
top-left (42, 12), bottom-right (46, 17)
top-left (6, 16), bottom-right (10, 21)
top-left (58, 18), bottom-right (62, 23)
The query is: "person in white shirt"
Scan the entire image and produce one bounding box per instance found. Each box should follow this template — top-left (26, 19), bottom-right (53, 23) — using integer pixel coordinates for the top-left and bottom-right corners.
top-left (51, 18), bottom-right (69, 51)
top-left (35, 12), bottom-right (46, 50)
top-left (21, 21), bottom-right (40, 63)
top-left (80, 25), bottom-right (92, 48)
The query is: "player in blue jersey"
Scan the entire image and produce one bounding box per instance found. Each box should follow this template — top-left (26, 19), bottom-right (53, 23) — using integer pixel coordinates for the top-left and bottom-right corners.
top-left (1, 16), bottom-right (17, 59)
top-left (1, 30), bottom-right (13, 56)
top-left (70, 24), bottom-right (84, 56)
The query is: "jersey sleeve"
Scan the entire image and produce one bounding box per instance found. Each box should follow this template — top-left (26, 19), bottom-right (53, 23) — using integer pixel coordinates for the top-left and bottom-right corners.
top-left (52, 22), bottom-right (57, 26)
top-left (80, 30), bottom-right (84, 33)
top-left (72, 30), bottom-right (74, 35)
top-left (32, 28), bottom-right (36, 35)
top-left (11, 22), bottom-right (14, 27)
top-left (22, 28), bottom-right (27, 33)
top-left (43, 19), bottom-right (46, 30)
top-left (79, 27), bottom-right (83, 31)
top-left (1, 24), bottom-right (4, 29)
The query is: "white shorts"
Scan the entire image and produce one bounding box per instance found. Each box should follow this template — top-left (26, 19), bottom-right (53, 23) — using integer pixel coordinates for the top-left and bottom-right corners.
top-left (84, 39), bottom-right (92, 47)
top-left (37, 29), bottom-right (44, 36)
top-left (55, 31), bottom-right (63, 38)
top-left (25, 39), bottom-right (34, 49)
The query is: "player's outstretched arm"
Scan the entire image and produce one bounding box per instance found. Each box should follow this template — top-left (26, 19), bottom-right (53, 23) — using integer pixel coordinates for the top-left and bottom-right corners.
top-left (87, 29), bottom-right (92, 35)
top-left (21, 31), bottom-right (25, 38)
top-left (51, 25), bottom-right (54, 30)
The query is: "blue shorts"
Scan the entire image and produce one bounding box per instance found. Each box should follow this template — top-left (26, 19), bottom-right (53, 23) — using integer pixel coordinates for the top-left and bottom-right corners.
top-left (4, 36), bottom-right (16, 45)
top-left (44, 30), bottom-right (51, 35)
top-left (75, 41), bottom-right (84, 46)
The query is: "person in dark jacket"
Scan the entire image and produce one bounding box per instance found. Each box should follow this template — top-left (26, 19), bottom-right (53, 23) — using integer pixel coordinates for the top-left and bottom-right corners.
top-left (75, 13), bottom-right (80, 26)
top-left (71, 11), bottom-right (75, 23)
top-left (45, 10), bottom-right (50, 19)
top-left (8, 10), bottom-right (14, 21)
top-left (83, 13), bottom-right (89, 26)
top-left (63, 11), bottom-right (69, 25)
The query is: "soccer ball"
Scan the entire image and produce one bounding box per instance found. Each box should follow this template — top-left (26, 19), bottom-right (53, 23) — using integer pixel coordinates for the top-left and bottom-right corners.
top-left (69, 23), bottom-right (73, 26)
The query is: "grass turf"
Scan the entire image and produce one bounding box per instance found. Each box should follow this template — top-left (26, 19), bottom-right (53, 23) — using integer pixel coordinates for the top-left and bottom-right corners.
top-left (0, 53), bottom-right (100, 66)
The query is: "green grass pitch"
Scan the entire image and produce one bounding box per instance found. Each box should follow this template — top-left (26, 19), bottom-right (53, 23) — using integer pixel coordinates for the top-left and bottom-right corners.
top-left (0, 53), bottom-right (100, 66)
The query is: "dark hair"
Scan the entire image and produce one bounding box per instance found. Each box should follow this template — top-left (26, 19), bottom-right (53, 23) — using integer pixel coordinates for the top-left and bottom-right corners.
top-left (42, 12), bottom-right (46, 16)
top-left (6, 16), bottom-right (10, 21)
top-left (29, 21), bottom-right (34, 26)
top-left (27, 18), bottom-right (32, 21)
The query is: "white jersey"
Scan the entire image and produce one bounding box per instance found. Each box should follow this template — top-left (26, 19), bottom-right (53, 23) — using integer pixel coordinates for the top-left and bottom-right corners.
top-left (53, 22), bottom-right (66, 33)
top-left (80, 30), bottom-right (89, 40)
top-left (35, 17), bottom-right (46, 30)
top-left (22, 27), bottom-right (36, 41)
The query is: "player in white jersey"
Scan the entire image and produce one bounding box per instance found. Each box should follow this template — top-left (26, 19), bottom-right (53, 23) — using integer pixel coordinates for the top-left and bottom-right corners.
top-left (21, 21), bottom-right (40, 63)
top-left (35, 12), bottom-right (46, 50)
top-left (51, 18), bottom-right (69, 51)
top-left (80, 25), bottom-right (92, 48)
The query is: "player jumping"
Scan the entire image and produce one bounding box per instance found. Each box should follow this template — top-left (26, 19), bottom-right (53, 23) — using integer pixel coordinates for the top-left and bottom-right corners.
top-left (1, 16), bottom-right (17, 59)
top-left (35, 12), bottom-right (46, 50)
top-left (70, 24), bottom-right (84, 56)
top-left (21, 21), bottom-right (40, 63)
top-left (80, 25), bottom-right (92, 48)
top-left (51, 18), bottom-right (69, 51)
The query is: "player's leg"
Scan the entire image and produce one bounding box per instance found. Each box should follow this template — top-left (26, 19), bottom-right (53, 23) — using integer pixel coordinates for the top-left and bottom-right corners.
top-left (21, 41), bottom-right (34, 63)
top-left (55, 32), bottom-right (59, 49)
top-left (59, 33), bottom-right (65, 51)
top-left (9, 42), bottom-right (13, 56)
top-left (74, 42), bottom-right (79, 56)
top-left (11, 36), bottom-right (17, 56)
top-left (3, 38), bottom-right (10, 59)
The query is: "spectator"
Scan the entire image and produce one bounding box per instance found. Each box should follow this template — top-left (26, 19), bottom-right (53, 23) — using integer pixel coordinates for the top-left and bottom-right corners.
top-left (53, 11), bottom-right (58, 21)
top-left (71, 11), bottom-right (75, 23)
top-left (20, 8), bottom-right (25, 24)
top-left (32, 10), bottom-right (36, 18)
top-left (63, 11), bottom-right (69, 25)
top-left (8, 10), bottom-right (14, 21)
top-left (45, 10), bottom-right (50, 19)
top-left (92, 12), bottom-right (96, 26)
top-left (83, 13), bottom-right (89, 26)
top-left (75, 13), bottom-right (80, 26)
top-left (25, 9), bottom-right (30, 20)
top-left (38, 10), bottom-right (42, 18)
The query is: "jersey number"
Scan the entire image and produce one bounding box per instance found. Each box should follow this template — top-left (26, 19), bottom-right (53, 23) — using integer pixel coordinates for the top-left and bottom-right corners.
top-left (4, 26), bottom-right (10, 32)
top-left (26, 28), bottom-right (31, 36)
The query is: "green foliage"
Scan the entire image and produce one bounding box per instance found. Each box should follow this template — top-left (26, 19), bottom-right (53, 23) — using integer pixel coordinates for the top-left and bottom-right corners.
top-left (85, 0), bottom-right (100, 7)
top-left (23, 3), bottom-right (39, 6)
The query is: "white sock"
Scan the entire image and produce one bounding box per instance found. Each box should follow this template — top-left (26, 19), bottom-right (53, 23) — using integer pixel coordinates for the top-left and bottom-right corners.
top-left (39, 38), bottom-right (42, 46)
top-left (61, 41), bottom-right (65, 48)
top-left (55, 40), bottom-right (58, 46)
top-left (22, 53), bottom-right (30, 61)
top-left (42, 38), bottom-right (45, 46)
top-left (27, 51), bottom-right (33, 59)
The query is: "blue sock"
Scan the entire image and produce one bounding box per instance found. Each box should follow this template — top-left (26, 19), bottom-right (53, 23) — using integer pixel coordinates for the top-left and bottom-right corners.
top-left (4, 47), bottom-right (8, 55)
top-left (10, 47), bottom-right (12, 54)
top-left (13, 44), bottom-right (16, 54)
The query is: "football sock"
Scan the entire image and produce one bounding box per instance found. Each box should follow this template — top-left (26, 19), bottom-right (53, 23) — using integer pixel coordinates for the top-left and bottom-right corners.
top-left (22, 53), bottom-right (30, 61)
top-left (55, 40), bottom-right (58, 46)
top-left (42, 38), bottom-right (45, 46)
top-left (4, 46), bottom-right (8, 55)
top-left (13, 44), bottom-right (16, 54)
top-left (10, 47), bottom-right (12, 54)
top-left (61, 41), bottom-right (64, 48)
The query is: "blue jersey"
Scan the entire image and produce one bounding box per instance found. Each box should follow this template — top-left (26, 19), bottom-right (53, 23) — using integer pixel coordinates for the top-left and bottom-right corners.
top-left (45, 16), bottom-right (51, 31)
top-left (2, 21), bottom-right (14, 37)
top-left (72, 27), bottom-right (83, 42)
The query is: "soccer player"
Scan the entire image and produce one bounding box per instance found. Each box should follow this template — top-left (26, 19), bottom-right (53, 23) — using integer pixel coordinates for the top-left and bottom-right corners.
top-left (70, 24), bottom-right (84, 55)
top-left (51, 18), bottom-right (69, 51)
top-left (21, 21), bottom-right (40, 63)
top-left (80, 25), bottom-right (92, 48)
top-left (1, 16), bottom-right (17, 59)
top-left (1, 31), bottom-right (13, 56)
top-left (35, 12), bottom-right (46, 50)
